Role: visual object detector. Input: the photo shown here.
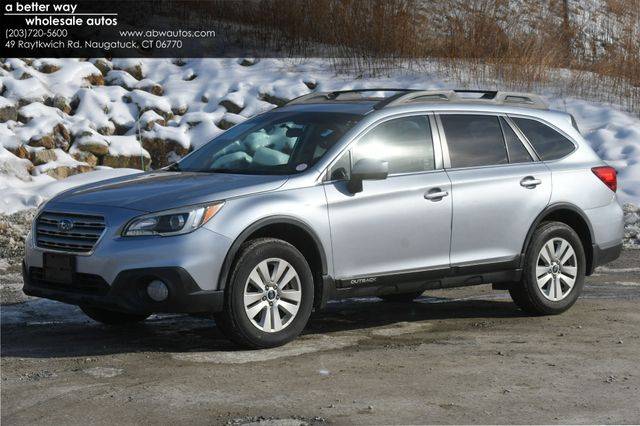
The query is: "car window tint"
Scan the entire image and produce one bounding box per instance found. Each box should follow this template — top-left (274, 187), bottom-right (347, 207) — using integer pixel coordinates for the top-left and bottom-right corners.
top-left (440, 114), bottom-right (508, 168)
top-left (499, 117), bottom-right (533, 163)
top-left (352, 116), bottom-right (434, 175)
top-left (512, 117), bottom-right (575, 160)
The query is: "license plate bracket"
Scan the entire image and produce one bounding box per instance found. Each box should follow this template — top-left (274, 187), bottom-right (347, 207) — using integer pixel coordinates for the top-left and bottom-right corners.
top-left (43, 253), bottom-right (76, 284)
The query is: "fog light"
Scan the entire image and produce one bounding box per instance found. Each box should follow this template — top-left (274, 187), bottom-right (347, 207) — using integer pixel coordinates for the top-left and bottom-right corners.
top-left (147, 280), bottom-right (169, 302)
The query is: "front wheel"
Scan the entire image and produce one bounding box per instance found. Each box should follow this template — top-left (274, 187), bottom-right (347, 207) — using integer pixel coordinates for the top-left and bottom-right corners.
top-left (509, 221), bottom-right (586, 315)
top-left (80, 305), bottom-right (150, 325)
top-left (215, 238), bottom-right (314, 348)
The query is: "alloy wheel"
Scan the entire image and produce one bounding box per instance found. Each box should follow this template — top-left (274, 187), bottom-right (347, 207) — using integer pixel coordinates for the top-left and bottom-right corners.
top-left (243, 258), bottom-right (302, 332)
top-left (535, 237), bottom-right (578, 302)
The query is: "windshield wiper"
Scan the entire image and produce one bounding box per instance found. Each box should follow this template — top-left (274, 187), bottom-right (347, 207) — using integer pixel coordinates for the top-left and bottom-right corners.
top-left (202, 168), bottom-right (244, 174)
top-left (166, 163), bottom-right (181, 172)
top-left (196, 168), bottom-right (285, 175)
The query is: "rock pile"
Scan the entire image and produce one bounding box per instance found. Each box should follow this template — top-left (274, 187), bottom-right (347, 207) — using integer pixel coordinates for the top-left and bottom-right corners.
top-left (1, 57), bottom-right (309, 180)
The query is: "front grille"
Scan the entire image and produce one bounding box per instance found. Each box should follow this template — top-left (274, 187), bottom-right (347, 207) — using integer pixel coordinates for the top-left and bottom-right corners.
top-left (36, 211), bottom-right (106, 254)
top-left (29, 267), bottom-right (110, 296)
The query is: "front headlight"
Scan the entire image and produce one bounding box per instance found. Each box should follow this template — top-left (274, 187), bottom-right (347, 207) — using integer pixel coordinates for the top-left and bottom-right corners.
top-left (122, 202), bottom-right (224, 237)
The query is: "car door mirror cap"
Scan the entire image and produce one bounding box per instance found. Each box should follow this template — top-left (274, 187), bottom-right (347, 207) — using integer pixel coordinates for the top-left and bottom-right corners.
top-left (348, 158), bottom-right (389, 193)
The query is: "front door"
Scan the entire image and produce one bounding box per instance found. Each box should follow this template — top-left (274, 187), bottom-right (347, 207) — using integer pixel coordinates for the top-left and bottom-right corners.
top-left (323, 115), bottom-right (452, 280)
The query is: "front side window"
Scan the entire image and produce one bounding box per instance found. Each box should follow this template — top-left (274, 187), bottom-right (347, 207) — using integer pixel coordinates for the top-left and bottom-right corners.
top-left (440, 114), bottom-right (508, 168)
top-left (177, 111), bottom-right (360, 175)
top-left (352, 116), bottom-right (434, 175)
top-left (511, 117), bottom-right (575, 161)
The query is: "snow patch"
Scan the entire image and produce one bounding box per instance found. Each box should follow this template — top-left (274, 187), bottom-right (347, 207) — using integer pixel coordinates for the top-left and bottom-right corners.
top-left (127, 89), bottom-right (172, 116)
top-left (0, 162), bottom-right (140, 214)
top-left (556, 98), bottom-right (640, 204)
top-left (172, 334), bottom-right (362, 364)
top-left (83, 367), bottom-right (124, 378)
top-left (105, 135), bottom-right (150, 157)
top-left (33, 149), bottom-right (86, 174)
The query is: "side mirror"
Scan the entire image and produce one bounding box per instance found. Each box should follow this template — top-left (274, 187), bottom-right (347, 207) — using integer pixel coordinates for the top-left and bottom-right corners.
top-left (348, 158), bottom-right (389, 193)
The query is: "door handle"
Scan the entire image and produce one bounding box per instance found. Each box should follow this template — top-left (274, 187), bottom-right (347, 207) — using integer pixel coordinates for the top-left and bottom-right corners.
top-left (424, 189), bottom-right (449, 200)
top-left (520, 176), bottom-right (542, 188)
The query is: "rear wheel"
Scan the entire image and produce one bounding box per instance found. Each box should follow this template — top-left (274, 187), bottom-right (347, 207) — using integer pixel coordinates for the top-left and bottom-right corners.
top-left (80, 305), bottom-right (150, 325)
top-left (215, 238), bottom-right (314, 348)
top-left (509, 221), bottom-right (585, 315)
top-left (379, 291), bottom-right (424, 302)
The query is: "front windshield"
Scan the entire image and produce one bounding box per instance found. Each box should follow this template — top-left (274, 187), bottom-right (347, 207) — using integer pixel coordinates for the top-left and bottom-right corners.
top-left (177, 111), bottom-right (361, 175)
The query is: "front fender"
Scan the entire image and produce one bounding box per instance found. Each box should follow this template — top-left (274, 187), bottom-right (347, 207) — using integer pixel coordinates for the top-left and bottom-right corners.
top-left (204, 185), bottom-right (331, 289)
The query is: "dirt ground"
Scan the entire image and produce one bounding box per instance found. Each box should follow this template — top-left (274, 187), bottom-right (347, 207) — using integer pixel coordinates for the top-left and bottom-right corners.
top-left (1, 251), bottom-right (639, 425)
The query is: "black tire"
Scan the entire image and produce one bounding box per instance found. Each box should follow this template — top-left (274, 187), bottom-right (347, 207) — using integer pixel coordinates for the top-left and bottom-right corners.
top-left (379, 291), bottom-right (424, 302)
top-left (509, 221), bottom-right (586, 315)
top-left (80, 305), bottom-right (150, 325)
top-left (215, 238), bottom-right (314, 349)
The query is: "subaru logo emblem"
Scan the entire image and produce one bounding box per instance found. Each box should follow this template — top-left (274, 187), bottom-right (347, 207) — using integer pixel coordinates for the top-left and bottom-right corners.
top-left (58, 219), bottom-right (74, 232)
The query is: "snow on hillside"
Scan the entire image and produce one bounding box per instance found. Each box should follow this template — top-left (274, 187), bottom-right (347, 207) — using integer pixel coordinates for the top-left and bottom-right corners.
top-left (0, 150), bottom-right (140, 214)
top-left (1, 58), bottom-right (639, 216)
top-left (549, 98), bottom-right (640, 203)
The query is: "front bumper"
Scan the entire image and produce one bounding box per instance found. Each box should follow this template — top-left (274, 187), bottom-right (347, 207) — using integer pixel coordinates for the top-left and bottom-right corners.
top-left (25, 203), bottom-right (233, 289)
top-left (23, 202), bottom-right (233, 313)
top-left (23, 262), bottom-right (224, 314)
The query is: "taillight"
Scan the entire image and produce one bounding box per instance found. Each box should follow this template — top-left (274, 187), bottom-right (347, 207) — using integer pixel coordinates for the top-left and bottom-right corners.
top-left (592, 166), bottom-right (617, 192)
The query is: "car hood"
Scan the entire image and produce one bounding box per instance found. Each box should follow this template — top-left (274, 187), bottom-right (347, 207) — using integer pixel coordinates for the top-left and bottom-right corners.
top-left (51, 171), bottom-right (288, 212)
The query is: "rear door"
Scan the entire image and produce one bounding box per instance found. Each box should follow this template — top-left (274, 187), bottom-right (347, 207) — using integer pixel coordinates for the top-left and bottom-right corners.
top-left (437, 113), bottom-right (551, 269)
top-left (323, 114), bottom-right (452, 280)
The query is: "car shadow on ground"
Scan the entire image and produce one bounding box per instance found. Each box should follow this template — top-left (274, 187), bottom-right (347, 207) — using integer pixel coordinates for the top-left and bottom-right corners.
top-left (1, 296), bottom-right (526, 359)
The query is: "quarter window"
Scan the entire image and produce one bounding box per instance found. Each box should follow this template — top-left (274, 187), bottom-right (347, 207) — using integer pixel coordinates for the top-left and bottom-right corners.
top-left (352, 116), bottom-right (434, 175)
top-left (499, 117), bottom-right (533, 163)
top-left (440, 114), bottom-right (508, 168)
top-left (511, 117), bottom-right (575, 160)
top-left (328, 150), bottom-right (350, 181)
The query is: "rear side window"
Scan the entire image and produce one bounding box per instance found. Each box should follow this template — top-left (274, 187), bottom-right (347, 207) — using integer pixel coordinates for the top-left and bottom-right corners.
top-left (440, 114), bottom-right (508, 168)
top-left (511, 117), bottom-right (575, 160)
top-left (499, 117), bottom-right (532, 163)
top-left (352, 115), bottom-right (434, 175)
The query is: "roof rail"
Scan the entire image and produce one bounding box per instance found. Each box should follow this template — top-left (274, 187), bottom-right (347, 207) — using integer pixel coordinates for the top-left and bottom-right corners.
top-left (373, 90), bottom-right (455, 109)
top-left (284, 88), bottom-right (548, 110)
top-left (285, 88), bottom-right (414, 106)
top-left (495, 92), bottom-right (548, 108)
top-left (380, 90), bottom-right (548, 110)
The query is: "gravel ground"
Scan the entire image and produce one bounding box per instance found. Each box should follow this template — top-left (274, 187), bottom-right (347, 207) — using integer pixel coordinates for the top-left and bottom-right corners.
top-left (624, 203), bottom-right (640, 248)
top-left (0, 209), bottom-right (34, 267)
top-left (1, 251), bottom-right (639, 425)
top-left (0, 210), bottom-right (34, 305)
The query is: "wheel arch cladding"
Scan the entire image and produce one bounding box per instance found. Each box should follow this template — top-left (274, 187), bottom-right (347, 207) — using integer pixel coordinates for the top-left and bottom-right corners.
top-left (522, 203), bottom-right (594, 274)
top-left (218, 216), bottom-right (328, 292)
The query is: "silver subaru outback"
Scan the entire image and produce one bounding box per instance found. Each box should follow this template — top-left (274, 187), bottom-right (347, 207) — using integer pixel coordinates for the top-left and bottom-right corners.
top-left (23, 89), bottom-right (624, 348)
